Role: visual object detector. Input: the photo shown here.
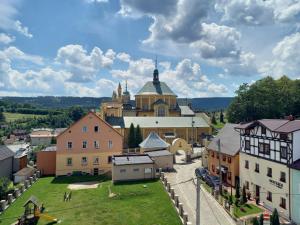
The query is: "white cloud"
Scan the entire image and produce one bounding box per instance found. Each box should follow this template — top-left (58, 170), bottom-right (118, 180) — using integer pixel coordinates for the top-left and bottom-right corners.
top-left (117, 52), bottom-right (131, 62)
top-left (56, 44), bottom-right (115, 82)
top-left (259, 32), bottom-right (300, 78)
top-left (0, 33), bottom-right (15, 44)
top-left (3, 46), bottom-right (43, 65)
top-left (85, 0), bottom-right (109, 3)
top-left (0, 1), bottom-right (33, 38)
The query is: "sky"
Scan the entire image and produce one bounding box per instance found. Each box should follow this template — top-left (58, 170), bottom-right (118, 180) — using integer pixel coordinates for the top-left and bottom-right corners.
top-left (0, 0), bottom-right (300, 98)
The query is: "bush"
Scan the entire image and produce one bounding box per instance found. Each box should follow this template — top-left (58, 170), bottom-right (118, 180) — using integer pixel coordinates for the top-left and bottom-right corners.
top-left (228, 195), bottom-right (233, 205)
top-left (0, 177), bottom-right (13, 199)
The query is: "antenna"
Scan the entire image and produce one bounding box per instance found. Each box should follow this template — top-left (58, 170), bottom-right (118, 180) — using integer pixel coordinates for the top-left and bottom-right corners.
top-left (125, 80), bottom-right (128, 92)
top-left (155, 55), bottom-right (158, 69)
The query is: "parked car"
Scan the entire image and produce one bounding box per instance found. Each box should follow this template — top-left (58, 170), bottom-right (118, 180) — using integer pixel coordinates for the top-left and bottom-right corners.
top-left (205, 175), bottom-right (220, 189)
top-left (195, 167), bottom-right (208, 180)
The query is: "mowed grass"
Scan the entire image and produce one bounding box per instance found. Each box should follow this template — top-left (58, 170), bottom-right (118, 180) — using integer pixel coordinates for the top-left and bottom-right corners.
top-left (234, 203), bottom-right (263, 218)
top-left (4, 112), bottom-right (46, 122)
top-left (0, 176), bottom-right (181, 225)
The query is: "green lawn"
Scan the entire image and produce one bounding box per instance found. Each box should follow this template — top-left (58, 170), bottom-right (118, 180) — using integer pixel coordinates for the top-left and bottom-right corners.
top-left (4, 112), bottom-right (46, 123)
top-left (233, 203), bottom-right (263, 218)
top-left (0, 176), bottom-right (181, 225)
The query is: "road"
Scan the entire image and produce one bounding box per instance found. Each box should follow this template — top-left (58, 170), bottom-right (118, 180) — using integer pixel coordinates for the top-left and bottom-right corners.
top-left (165, 153), bottom-right (236, 225)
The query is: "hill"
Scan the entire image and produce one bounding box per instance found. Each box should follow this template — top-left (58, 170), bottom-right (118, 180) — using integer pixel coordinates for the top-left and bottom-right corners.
top-left (0, 96), bottom-right (233, 111)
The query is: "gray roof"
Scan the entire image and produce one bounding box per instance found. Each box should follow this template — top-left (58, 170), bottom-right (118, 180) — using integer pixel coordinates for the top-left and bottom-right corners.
top-left (139, 132), bottom-right (170, 149)
top-left (108, 116), bottom-right (209, 128)
top-left (42, 146), bottom-right (57, 152)
top-left (153, 99), bottom-right (168, 105)
top-left (113, 155), bottom-right (153, 165)
top-left (179, 106), bottom-right (195, 116)
top-left (0, 145), bottom-right (15, 161)
top-left (208, 123), bottom-right (240, 156)
top-left (136, 81), bottom-right (177, 96)
top-left (146, 150), bottom-right (173, 157)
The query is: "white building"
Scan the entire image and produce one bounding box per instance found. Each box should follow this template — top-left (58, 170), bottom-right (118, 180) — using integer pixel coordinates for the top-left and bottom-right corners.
top-left (236, 119), bottom-right (300, 220)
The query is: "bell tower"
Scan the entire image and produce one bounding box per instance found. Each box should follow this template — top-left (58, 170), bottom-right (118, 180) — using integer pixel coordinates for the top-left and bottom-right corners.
top-left (153, 57), bottom-right (159, 84)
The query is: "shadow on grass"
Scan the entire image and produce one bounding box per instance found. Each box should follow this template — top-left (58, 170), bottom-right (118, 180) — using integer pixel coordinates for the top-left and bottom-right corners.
top-left (113, 179), bottom-right (159, 186)
top-left (51, 175), bottom-right (110, 184)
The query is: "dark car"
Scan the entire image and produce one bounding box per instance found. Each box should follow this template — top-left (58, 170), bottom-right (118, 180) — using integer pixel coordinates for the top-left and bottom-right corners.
top-left (205, 175), bottom-right (220, 189)
top-left (195, 167), bottom-right (208, 180)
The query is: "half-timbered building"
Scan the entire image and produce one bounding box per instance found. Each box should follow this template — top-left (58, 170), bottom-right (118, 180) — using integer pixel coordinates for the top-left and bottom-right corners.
top-left (235, 118), bottom-right (300, 221)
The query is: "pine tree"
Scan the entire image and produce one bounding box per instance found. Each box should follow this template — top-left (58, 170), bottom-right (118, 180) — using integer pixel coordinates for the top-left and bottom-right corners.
top-left (211, 112), bottom-right (217, 124)
top-left (242, 185), bottom-right (247, 204)
top-left (271, 208), bottom-right (280, 225)
top-left (220, 110), bottom-right (224, 123)
top-left (259, 214), bottom-right (264, 225)
top-left (235, 182), bottom-right (240, 199)
top-left (252, 217), bottom-right (259, 225)
top-left (135, 125), bottom-right (143, 147)
top-left (128, 123), bottom-right (136, 148)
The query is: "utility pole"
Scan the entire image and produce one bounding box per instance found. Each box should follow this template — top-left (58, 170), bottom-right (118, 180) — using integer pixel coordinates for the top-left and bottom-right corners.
top-left (217, 139), bottom-right (222, 194)
top-left (196, 175), bottom-right (200, 225)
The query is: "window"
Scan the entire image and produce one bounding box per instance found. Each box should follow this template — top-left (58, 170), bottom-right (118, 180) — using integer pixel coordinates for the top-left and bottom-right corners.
top-left (245, 140), bottom-right (250, 150)
top-left (67, 141), bottom-right (72, 149)
top-left (228, 157), bottom-right (232, 164)
top-left (108, 156), bottom-right (112, 164)
top-left (267, 167), bottom-right (272, 177)
top-left (280, 133), bottom-right (288, 141)
top-left (82, 141), bottom-right (87, 149)
top-left (94, 126), bottom-right (99, 132)
top-left (145, 168), bottom-right (152, 174)
top-left (82, 126), bottom-right (88, 133)
top-left (245, 160), bottom-right (249, 169)
top-left (66, 158), bottom-right (72, 166)
top-left (280, 197), bottom-right (286, 209)
top-left (94, 141), bottom-right (99, 149)
top-left (228, 172), bottom-right (232, 180)
top-left (280, 172), bottom-right (286, 183)
top-left (222, 155), bottom-right (226, 162)
top-left (108, 140), bottom-right (113, 149)
top-left (280, 146), bottom-right (287, 159)
top-left (133, 168), bottom-right (139, 172)
top-left (81, 157), bottom-right (87, 165)
top-left (267, 192), bottom-right (272, 202)
top-left (157, 106), bottom-right (166, 117)
top-left (258, 143), bottom-right (264, 153)
top-left (245, 181), bottom-right (249, 190)
top-left (93, 157), bottom-right (99, 165)
top-left (264, 143), bottom-right (270, 155)
top-left (255, 163), bottom-right (259, 173)
top-left (245, 129), bottom-right (250, 135)
top-left (261, 127), bottom-right (266, 135)
top-left (211, 152), bottom-right (214, 158)
top-left (120, 169), bottom-right (126, 173)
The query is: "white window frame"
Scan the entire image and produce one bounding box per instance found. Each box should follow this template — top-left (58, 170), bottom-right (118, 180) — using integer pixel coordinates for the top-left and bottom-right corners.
top-left (81, 157), bottom-right (88, 165)
top-left (67, 141), bottom-right (72, 149)
top-left (82, 141), bottom-right (87, 149)
top-left (93, 157), bottom-right (99, 165)
top-left (66, 158), bottom-right (72, 166)
top-left (82, 126), bottom-right (88, 133)
top-left (108, 140), bottom-right (113, 149)
top-left (94, 141), bottom-right (100, 149)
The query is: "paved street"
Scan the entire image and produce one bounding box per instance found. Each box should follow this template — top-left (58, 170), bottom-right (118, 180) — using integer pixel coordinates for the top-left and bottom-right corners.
top-left (165, 153), bottom-right (236, 225)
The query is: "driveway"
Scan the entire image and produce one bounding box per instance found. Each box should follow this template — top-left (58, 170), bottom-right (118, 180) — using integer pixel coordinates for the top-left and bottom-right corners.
top-left (165, 155), bottom-right (236, 225)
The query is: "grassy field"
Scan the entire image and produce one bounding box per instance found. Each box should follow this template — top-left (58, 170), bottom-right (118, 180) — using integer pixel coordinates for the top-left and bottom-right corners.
top-left (234, 203), bottom-right (263, 218)
top-left (0, 176), bottom-right (181, 225)
top-left (4, 112), bottom-right (46, 123)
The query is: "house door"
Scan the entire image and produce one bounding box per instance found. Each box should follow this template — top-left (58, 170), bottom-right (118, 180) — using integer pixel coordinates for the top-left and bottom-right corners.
top-left (93, 168), bottom-right (99, 176)
top-left (255, 185), bottom-right (260, 198)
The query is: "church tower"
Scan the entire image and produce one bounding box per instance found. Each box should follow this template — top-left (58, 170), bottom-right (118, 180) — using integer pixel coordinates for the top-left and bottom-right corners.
top-left (122, 80), bottom-right (130, 104)
top-left (117, 82), bottom-right (122, 98)
top-left (153, 57), bottom-right (159, 84)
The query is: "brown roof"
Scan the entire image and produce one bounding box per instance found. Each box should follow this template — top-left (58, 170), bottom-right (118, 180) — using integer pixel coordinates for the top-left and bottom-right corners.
top-left (259, 119), bottom-right (289, 131)
top-left (275, 120), bottom-right (300, 133)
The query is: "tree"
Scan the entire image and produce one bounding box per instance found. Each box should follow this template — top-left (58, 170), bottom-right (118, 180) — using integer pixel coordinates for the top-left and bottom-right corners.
top-left (259, 214), bottom-right (264, 225)
top-left (135, 125), bottom-right (143, 147)
top-left (270, 208), bottom-right (280, 225)
top-left (241, 185), bottom-right (247, 204)
top-left (0, 177), bottom-right (12, 199)
top-left (68, 106), bottom-right (85, 122)
top-left (220, 110), bottom-right (224, 123)
top-left (0, 111), bottom-right (5, 123)
top-left (211, 112), bottom-right (217, 124)
top-left (235, 182), bottom-right (240, 199)
top-left (128, 123), bottom-right (136, 148)
top-left (252, 217), bottom-right (259, 225)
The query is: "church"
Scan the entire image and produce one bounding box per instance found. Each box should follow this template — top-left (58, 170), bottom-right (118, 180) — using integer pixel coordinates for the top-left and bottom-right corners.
top-left (100, 63), bottom-right (211, 148)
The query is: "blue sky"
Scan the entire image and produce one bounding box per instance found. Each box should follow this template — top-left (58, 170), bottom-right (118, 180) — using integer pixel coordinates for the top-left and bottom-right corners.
top-left (0, 0), bottom-right (300, 98)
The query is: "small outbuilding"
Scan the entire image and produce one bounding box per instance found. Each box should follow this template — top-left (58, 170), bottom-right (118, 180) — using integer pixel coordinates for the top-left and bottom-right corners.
top-left (112, 155), bottom-right (155, 183)
top-left (36, 146), bottom-right (56, 176)
top-left (14, 167), bottom-right (35, 183)
top-left (0, 145), bottom-right (15, 179)
top-left (139, 132), bottom-right (170, 152)
top-left (146, 150), bottom-right (174, 171)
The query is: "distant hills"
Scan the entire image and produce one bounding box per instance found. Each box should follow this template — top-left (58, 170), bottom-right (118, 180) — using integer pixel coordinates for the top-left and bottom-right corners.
top-left (0, 96), bottom-right (234, 111)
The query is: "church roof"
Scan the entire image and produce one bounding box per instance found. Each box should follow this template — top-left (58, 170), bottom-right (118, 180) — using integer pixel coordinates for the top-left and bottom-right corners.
top-left (136, 81), bottom-right (177, 96)
top-left (139, 132), bottom-right (170, 150)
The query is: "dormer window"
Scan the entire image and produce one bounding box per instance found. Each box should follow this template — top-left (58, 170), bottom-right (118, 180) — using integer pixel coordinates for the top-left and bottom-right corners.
top-left (245, 129), bottom-right (250, 135)
top-left (261, 127), bottom-right (266, 135)
top-left (280, 133), bottom-right (288, 141)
